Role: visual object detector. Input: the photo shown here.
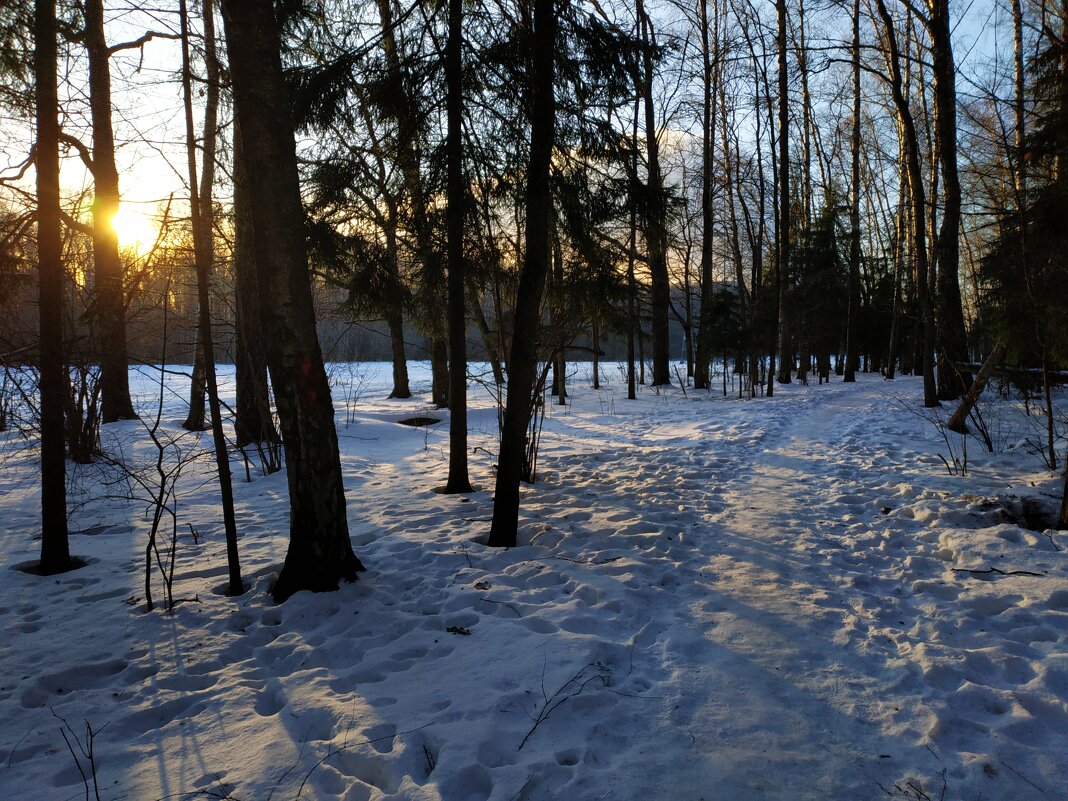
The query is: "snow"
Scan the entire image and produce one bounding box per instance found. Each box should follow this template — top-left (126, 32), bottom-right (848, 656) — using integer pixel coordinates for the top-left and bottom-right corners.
top-left (1, 363), bottom-right (1066, 800)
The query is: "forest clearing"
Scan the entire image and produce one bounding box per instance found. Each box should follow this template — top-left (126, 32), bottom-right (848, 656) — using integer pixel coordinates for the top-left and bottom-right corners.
top-left (1, 364), bottom-right (1065, 800)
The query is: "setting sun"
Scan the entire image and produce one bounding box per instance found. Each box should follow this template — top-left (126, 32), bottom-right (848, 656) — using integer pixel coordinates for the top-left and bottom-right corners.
top-left (110, 205), bottom-right (159, 254)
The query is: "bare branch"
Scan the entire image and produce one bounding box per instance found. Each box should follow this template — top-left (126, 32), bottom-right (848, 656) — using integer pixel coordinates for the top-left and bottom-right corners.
top-left (108, 30), bottom-right (180, 56)
top-left (58, 133), bottom-right (94, 175)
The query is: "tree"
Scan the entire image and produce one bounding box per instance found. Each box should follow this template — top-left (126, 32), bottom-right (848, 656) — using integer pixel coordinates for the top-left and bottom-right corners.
top-left (83, 0), bottom-right (137, 422)
top-left (232, 120), bottom-right (279, 449)
top-left (220, 0), bottom-right (364, 601)
top-left (488, 0), bottom-right (556, 548)
top-left (636, 0), bottom-right (671, 386)
top-left (925, 0), bottom-right (970, 400)
top-left (874, 0), bottom-right (938, 407)
top-left (694, 0), bottom-right (720, 391)
top-left (179, 0), bottom-right (242, 596)
top-left (774, 0), bottom-right (792, 385)
top-left (443, 0), bottom-right (472, 494)
top-left (34, 0), bottom-right (71, 574)
top-left (843, 0), bottom-right (861, 383)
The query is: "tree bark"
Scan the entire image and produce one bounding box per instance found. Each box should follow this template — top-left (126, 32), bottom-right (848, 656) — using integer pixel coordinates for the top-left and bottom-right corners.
top-left (927, 0), bottom-right (970, 400)
top-left (947, 343), bottom-right (1004, 434)
top-left (443, 0), bottom-right (471, 493)
top-left (626, 94), bottom-right (639, 401)
top-left (431, 336), bottom-right (449, 407)
top-left (35, 0), bottom-right (71, 575)
top-left (179, 0), bottom-right (242, 597)
top-left (182, 342), bottom-right (207, 430)
top-left (637, 0), bottom-right (671, 386)
top-left (844, 0), bottom-right (861, 383)
top-left (694, 0), bottom-right (717, 391)
top-left (220, 0), bottom-right (364, 601)
top-left (775, 0), bottom-right (792, 385)
top-left (85, 0), bottom-right (135, 422)
top-left (233, 120), bottom-right (279, 448)
top-left (488, 0), bottom-right (555, 547)
top-left (875, 0), bottom-right (938, 407)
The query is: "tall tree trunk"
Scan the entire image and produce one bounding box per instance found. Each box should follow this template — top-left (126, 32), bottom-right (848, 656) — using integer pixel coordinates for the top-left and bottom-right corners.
top-left (180, 0), bottom-right (242, 597)
top-left (885, 137), bottom-right (907, 380)
top-left (875, 0), bottom-right (938, 406)
top-left (181, 6), bottom-right (220, 434)
top-left (375, 0), bottom-right (440, 404)
top-left (775, 0), bottom-right (791, 385)
top-left (488, 0), bottom-right (555, 547)
top-left (233, 121), bottom-right (279, 448)
top-left (383, 208), bottom-right (411, 400)
top-left (85, 0), bottom-right (135, 422)
top-left (694, 0), bottom-right (717, 390)
top-left (35, 0), bottom-right (71, 575)
top-left (795, 0), bottom-right (814, 229)
top-left (443, 0), bottom-right (471, 493)
top-left (927, 0), bottom-right (970, 400)
top-left (844, 0), bottom-right (861, 383)
top-left (220, 0), bottom-right (364, 601)
top-left (721, 89), bottom-right (750, 366)
top-left (626, 95), bottom-right (639, 401)
top-left (637, 0), bottom-right (671, 386)
top-left (551, 234), bottom-right (566, 405)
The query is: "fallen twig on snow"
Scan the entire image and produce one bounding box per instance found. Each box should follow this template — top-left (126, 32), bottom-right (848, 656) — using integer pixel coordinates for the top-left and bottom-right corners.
top-left (517, 661), bottom-right (611, 751)
top-left (952, 567), bottom-right (1047, 577)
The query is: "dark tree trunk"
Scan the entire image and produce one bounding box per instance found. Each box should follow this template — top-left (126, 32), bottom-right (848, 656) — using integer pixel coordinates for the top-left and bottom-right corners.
top-left (886, 133), bottom-right (908, 380)
top-left (928, 0), bottom-right (970, 400)
top-left (85, 0), bottom-right (135, 422)
top-left (431, 336), bottom-right (449, 407)
top-left (551, 236), bottom-right (566, 405)
top-left (592, 319), bottom-right (601, 390)
top-left (875, 0), bottom-right (938, 406)
top-left (182, 342), bottom-right (207, 430)
top-left (180, 0), bottom-right (242, 597)
top-left (35, 0), bottom-right (71, 575)
top-left (626, 95), bottom-right (639, 401)
top-left (183, 0), bottom-right (221, 434)
top-left (375, 0), bottom-right (438, 403)
top-left (488, 0), bottom-right (554, 548)
top-left (775, 0), bottom-right (791, 385)
top-left (844, 0), bottom-right (861, 383)
top-left (694, 0), bottom-right (716, 391)
top-left (233, 121), bottom-right (279, 448)
top-left (220, 0), bottom-right (363, 601)
top-left (386, 307), bottom-right (411, 399)
top-left (443, 0), bottom-right (471, 493)
top-left (1060, 464), bottom-right (1068, 530)
top-left (637, 0), bottom-right (671, 386)
top-left (382, 209), bottom-right (410, 400)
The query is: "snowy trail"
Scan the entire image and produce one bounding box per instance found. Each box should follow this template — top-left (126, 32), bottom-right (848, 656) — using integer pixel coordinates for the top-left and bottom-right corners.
top-left (531, 379), bottom-right (1066, 799)
top-left (531, 384), bottom-right (897, 798)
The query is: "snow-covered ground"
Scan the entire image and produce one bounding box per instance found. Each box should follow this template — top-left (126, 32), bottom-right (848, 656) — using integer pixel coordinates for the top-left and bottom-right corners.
top-left (1, 362), bottom-right (1066, 801)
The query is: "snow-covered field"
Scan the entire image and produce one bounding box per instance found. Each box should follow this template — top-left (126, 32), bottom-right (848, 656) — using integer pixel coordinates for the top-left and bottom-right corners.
top-left (1, 362), bottom-right (1066, 800)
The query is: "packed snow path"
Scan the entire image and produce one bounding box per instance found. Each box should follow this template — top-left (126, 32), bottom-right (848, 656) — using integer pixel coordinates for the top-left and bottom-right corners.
top-left (0, 366), bottom-right (1065, 800)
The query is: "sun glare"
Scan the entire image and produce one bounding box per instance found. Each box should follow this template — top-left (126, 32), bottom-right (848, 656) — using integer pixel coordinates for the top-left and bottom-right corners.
top-left (110, 206), bottom-right (159, 254)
